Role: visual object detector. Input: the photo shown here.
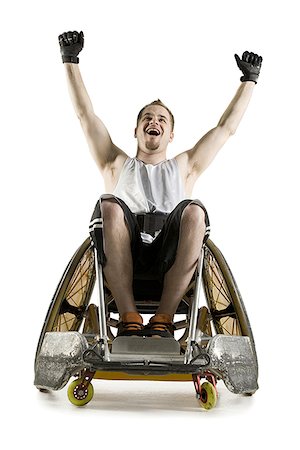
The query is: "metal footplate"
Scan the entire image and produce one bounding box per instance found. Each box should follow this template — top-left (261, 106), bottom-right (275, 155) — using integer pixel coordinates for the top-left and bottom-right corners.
top-left (111, 336), bottom-right (181, 355)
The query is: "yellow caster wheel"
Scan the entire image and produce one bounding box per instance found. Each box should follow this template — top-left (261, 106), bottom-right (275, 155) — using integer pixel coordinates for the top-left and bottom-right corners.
top-left (199, 381), bottom-right (217, 410)
top-left (67, 378), bottom-right (94, 406)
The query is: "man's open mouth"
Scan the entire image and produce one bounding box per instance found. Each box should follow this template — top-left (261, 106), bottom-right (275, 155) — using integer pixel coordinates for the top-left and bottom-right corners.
top-left (146, 127), bottom-right (161, 136)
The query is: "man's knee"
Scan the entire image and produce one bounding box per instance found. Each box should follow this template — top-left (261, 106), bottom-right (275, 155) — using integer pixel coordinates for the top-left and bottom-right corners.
top-left (101, 199), bottom-right (125, 223)
top-left (181, 203), bottom-right (206, 232)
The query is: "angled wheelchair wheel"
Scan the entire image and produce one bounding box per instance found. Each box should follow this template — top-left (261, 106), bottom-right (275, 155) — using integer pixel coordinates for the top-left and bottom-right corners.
top-left (67, 377), bottom-right (94, 406)
top-left (34, 238), bottom-right (96, 366)
top-left (202, 239), bottom-right (257, 359)
top-left (199, 381), bottom-right (218, 410)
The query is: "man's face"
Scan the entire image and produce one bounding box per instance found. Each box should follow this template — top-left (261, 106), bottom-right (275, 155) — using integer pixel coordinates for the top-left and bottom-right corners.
top-left (135, 105), bottom-right (174, 153)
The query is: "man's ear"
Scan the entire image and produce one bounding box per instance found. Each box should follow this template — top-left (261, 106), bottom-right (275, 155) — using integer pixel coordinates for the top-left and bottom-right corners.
top-left (134, 127), bottom-right (137, 138)
top-left (169, 131), bottom-right (174, 143)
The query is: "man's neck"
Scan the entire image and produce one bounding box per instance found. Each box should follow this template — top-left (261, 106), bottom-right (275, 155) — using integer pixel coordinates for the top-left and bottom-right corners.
top-left (136, 149), bottom-right (167, 165)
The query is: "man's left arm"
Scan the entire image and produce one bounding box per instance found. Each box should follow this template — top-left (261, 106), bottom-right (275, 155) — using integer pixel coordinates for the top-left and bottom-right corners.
top-left (177, 51), bottom-right (263, 178)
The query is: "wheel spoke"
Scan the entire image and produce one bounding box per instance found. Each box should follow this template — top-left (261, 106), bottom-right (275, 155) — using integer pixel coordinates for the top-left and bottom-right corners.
top-left (206, 256), bottom-right (232, 305)
top-left (66, 250), bottom-right (94, 300)
top-left (67, 282), bottom-right (90, 306)
top-left (54, 312), bottom-right (74, 331)
top-left (51, 245), bottom-right (94, 332)
top-left (209, 262), bottom-right (231, 305)
top-left (207, 271), bottom-right (230, 309)
top-left (203, 242), bottom-right (245, 338)
top-left (216, 315), bottom-right (242, 336)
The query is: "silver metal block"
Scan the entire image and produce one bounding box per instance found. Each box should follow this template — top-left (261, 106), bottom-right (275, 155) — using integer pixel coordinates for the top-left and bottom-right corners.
top-left (111, 336), bottom-right (181, 355)
top-left (34, 332), bottom-right (89, 391)
top-left (207, 335), bottom-right (259, 394)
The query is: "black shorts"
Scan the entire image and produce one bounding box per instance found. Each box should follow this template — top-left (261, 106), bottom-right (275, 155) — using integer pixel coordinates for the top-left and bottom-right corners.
top-left (90, 195), bottom-right (210, 283)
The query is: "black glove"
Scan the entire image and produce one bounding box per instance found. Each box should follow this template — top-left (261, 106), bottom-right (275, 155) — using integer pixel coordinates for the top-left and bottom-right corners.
top-left (58, 31), bottom-right (84, 64)
top-left (234, 51), bottom-right (263, 84)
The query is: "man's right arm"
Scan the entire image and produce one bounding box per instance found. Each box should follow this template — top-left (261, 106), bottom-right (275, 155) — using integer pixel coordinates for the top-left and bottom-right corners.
top-left (59, 31), bottom-right (127, 173)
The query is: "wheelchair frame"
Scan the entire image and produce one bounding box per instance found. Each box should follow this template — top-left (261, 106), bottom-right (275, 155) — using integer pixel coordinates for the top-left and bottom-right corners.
top-left (34, 236), bottom-right (258, 409)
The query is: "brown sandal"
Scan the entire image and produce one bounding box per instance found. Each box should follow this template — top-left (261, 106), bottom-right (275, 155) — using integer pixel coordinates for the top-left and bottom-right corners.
top-left (146, 313), bottom-right (175, 337)
top-left (117, 312), bottom-right (144, 336)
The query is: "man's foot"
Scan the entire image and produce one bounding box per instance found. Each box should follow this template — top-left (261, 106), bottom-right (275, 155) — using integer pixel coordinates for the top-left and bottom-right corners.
top-left (117, 312), bottom-right (144, 336)
top-left (145, 313), bottom-right (175, 338)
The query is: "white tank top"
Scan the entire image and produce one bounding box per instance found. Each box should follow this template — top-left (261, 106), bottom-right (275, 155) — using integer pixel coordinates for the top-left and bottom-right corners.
top-left (112, 157), bottom-right (186, 214)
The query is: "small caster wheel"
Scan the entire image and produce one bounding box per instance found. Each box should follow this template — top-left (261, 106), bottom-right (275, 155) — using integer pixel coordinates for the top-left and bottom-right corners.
top-left (198, 381), bottom-right (217, 410)
top-left (67, 378), bottom-right (94, 406)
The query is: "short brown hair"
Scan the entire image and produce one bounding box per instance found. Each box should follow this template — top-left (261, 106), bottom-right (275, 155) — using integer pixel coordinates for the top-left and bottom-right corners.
top-left (137, 99), bottom-right (175, 131)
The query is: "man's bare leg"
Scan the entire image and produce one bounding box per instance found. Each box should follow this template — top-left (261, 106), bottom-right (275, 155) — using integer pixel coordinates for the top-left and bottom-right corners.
top-left (101, 199), bottom-right (138, 316)
top-left (156, 204), bottom-right (206, 318)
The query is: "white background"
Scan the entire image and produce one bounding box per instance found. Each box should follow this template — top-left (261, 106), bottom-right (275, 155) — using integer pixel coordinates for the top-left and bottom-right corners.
top-left (1, 0), bottom-right (298, 448)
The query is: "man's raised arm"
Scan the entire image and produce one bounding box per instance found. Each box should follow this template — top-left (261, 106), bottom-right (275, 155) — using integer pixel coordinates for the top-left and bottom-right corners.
top-left (177, 51), bottom-right (263, 178)
top-left (58, 31), bottom-right (127, 172)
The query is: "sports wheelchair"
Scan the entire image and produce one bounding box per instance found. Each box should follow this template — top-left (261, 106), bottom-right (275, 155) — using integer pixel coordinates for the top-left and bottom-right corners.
top-left (34, 223), bottom-right (258, 410)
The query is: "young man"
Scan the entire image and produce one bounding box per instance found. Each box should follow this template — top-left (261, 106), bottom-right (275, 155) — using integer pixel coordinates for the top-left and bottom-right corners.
top-left (58, 31), bottom-right (262, 337)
